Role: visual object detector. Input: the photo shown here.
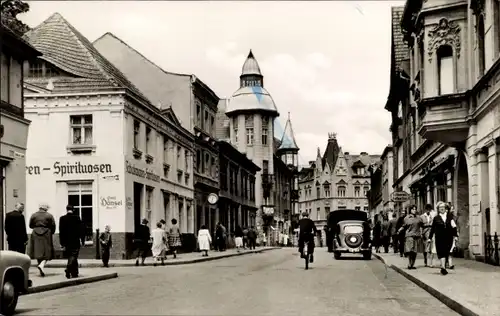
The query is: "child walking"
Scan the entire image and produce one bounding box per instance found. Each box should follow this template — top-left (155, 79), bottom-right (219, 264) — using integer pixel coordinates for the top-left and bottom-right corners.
top-left (99, 225), bottom-right (112, 267)
top-left (197, 225), bottom-right (212, 256)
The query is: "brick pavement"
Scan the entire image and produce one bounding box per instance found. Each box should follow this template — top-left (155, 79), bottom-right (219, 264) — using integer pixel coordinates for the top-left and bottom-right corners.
top-left (374, 252), bottom-right (500, 316)
top-left (30, 247), bottom-right (279, 268)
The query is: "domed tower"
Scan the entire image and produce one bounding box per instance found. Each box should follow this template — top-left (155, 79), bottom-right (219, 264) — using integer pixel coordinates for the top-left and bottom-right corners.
top-left (277, 113), bottom-right (300, 217)
top-left (226, 50), bottom-right (280, 235)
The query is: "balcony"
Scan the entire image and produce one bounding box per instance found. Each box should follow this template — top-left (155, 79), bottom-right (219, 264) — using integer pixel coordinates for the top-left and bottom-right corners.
top-left (417, 93), bottom-right (470, 145)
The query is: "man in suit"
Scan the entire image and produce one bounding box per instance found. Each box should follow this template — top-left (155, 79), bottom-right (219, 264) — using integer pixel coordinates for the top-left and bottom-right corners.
top-left (4, 203), bottom-right (28, 253)
top-left (298, 212), bottom-right (318, 263)
top-left (59, 205), bottom-right (85, 279)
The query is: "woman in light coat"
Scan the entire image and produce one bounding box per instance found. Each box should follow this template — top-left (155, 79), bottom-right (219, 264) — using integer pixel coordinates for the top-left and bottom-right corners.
top-left (151, 222), bottom-right (167, 266)
top-left (29, 203), bottom-right (56, 277)
top-left (197, 225), bottom-right (212, 257)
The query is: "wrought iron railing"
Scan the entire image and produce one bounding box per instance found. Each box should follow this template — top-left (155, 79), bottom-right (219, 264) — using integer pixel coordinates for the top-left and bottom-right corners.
top-left (484, 232), bottom-right (499, 266)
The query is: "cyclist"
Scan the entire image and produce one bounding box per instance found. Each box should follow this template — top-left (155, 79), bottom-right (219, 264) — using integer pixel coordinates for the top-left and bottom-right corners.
top-left (298, 211), bottom-right (318, 262)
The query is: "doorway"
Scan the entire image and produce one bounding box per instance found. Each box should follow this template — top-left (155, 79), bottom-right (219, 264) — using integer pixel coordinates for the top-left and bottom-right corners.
top-left (454, 152), bottom-right (470, 257)
top-left (133, 182), bottom-right (143, 233)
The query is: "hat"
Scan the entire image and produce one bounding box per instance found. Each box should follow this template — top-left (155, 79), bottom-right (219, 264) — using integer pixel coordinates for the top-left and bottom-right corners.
top-left (39, 203), bottom-right (49, 210)
top-left (142, 218), bottom-right (149, 225)
top-left (302, 211), bottom-right (309, 217)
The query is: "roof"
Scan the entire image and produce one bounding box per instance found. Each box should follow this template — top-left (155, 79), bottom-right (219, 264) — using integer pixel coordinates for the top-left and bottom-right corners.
top-left (226, 86), bottom-right (279, 116)
top-left (0, 24), bottom-right (42, 59)
top-left (322, 134), bottom-right (340, 169)
top-left (23, 13), bottom-right (148, 100)
top-left (241, 50), bottom-right (262, 76)
top-left (278, 112), bottom-right (299, 151)
top-left (215, 99), bottom-right (230, 140)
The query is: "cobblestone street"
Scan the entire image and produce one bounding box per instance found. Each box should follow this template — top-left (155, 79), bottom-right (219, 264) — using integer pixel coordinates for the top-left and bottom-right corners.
top-left (16, 249), bottom-right (458, 315)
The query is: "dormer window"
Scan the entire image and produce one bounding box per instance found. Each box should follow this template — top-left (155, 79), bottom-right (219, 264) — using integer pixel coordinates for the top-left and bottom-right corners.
top-left (28, 60), bottom-right (60, 78)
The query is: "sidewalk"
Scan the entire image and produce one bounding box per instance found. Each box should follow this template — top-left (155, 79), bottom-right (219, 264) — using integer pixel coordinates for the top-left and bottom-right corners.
top-left (31, 247), bottom-right (280, 268)
top-left (26, 268), bottom-right (118, 295)
top-left (374, 251), bottom-right (500, 316)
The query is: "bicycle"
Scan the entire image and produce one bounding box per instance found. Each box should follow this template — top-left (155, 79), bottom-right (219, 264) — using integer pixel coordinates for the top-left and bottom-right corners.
top-left (303, 241), bottom-right (310, 270)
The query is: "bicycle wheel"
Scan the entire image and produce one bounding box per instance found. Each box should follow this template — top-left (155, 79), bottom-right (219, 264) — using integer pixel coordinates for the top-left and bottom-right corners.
top-left (304, 243), bottom-right (309, 270)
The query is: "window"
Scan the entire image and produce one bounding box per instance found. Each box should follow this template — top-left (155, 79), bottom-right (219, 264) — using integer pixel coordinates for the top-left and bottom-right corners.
top-left (363, 186), bottom-right (369, 197)
top-left (437, 45), bottom-right (454, 95)
top-left (196, 150), bottom-right (201, 172)
top-left (338, 206), bottom-right (347, 210)
top-left (316, 186), bottom-right (320, 198)
top-left (317, 208), bottom-right (321, 220)
top-left (28, 59), bottom-right (43, 78)
top-left (163, 137), bottom-right (169, 163)
top-left (185, 151), bottom-right (189, 171)
top-left (233, 117), bottom-right (239, 143)
top-left (354, 186), bottom-right (360, 197)
top-left (354, 206), bottom-right (361, 211)
top-left (211, 156), bottom-right (216, 178)
top-left (337, 186), bottom-right (346, 197)
top-left (262, 128), bottom-right (268, 145)
top-left (70, 115), bottom-right (93, 145)
top-left (67, 183), bottom-right (93, 243)
top-left (477, 15), bottom-right (486, 76)
top-left (263, 160), bottom-right (269, 174)
top-left (1, 53), bottom-right (10, 103)
top-left (364, 206), bottom-right (369, 212)
top-left (205, 152), bottom-right (210, 174)
top-left (246, 128), bottom-right (254, 145)
top-left (145, 127), bottom-right (151, 154)
top-left (324, 185), bottom-right (331, 197)
top-left (177, 146), bottom-right (182, 168)
top-left (133, 120), bottom-right (140, 149)
top-left (210, 115), bottom-right (215, 136)
top-left (145, 186), bottom-right (153, 223)
top-left (196, 102), bottom-right (201, 127)
top-left (344, 225), bottom-right (363, 234)
top-left (204, 111), bottom-right (210, 133)
top-left (325, 207), bottom-right (330, 218)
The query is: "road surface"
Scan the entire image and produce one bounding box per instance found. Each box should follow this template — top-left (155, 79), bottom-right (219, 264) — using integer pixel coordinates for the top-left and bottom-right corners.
top-left (16, 248), bottom-right (458, 315)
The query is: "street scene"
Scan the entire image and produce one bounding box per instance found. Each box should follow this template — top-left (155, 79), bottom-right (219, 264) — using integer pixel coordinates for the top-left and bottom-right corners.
top-left (0, 0), bottom-right (499, 315)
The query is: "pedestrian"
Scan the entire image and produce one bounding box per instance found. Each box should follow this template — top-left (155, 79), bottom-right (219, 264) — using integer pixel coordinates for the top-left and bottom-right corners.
top-left (399, 205), bottom-right (423, 269)
top-left (151, 222), bottom-right (167, 266)
top-left (28, 203), bottom-right (56, 277)
top-left (234, 225), bottom-right (244, 252)
top-left (59, 205), bottom-right (85, 279)
top-left (396, 210), bottom-right (407, 257)
top-left (159, 219), bottom-right (169, 259)
top-left (421, 204), bottom-right (434, 267)
top-left (283, 233), bottom-right (289, 247)
top-left (247, 226), bottom-right (257, 250)
top-left (215, 223), bottom-right (225, 251)
top-left (446, 204), bottom-right (458, 270)
top-left (388, 213), bottom-right (398, 254)
top-left (242, 226), bottom-right (249, 249)
top-left (429, 201), bottom-right (458, 275)
top-left (134, 218), bottom-right (150, 266)
top-left (168, 218), bottom-right (182, 258)
top-left (373, 215), bottom-right (382, 253)
top-left (380, 215), bottom-right (390, 253)
top-left (197, 224), bottom-right (212, 256)
top-left (99, 225), bottom-right (112, 267)
top-left (4, 202), bottom-right (28, 254)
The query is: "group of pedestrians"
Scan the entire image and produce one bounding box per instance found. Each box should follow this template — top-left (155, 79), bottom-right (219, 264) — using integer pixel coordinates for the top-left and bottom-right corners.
top-left (212, 223), bottom-right (257, 252)
top-left (4, 203), bottom-right (86, 279)
top-left (374, 201), bottom-right (459, 275)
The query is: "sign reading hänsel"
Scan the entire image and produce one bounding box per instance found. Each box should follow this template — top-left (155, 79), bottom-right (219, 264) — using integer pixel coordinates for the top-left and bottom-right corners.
top-left (125, 161), bottom-right (160, 182)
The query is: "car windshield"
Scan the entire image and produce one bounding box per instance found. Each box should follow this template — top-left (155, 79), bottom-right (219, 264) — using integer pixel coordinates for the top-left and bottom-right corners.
top-left (343, 225), bottom-right (363, 234)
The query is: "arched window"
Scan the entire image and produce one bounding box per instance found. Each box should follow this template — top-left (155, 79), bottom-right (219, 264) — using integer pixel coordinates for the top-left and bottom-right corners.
top-left (437, 45), bottom-right (454, 95)
top-left (477, 15), bottom-right (486, 76)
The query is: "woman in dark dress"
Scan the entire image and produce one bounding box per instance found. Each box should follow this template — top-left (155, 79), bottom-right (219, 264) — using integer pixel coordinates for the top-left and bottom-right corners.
top-left (429, 201), bottom-right (458, 275)
top-left (372, 215), bottom-right (382, 253)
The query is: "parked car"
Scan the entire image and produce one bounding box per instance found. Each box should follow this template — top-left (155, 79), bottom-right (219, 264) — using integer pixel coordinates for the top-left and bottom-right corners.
top-left (0, 250), bottom-right (32, 315)
top-left (327, 209), bottom-right (372, 260)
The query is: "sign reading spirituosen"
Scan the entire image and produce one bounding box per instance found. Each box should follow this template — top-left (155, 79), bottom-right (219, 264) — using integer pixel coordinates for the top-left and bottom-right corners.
top-left (391, 191), bottom-right (411, 202)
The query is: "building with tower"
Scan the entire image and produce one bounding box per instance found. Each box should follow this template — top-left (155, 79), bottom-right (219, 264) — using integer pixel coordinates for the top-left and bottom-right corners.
top-left (298, 133), bottom-right (379, 245)
top-left (216, 50), bottom-right (298, 244)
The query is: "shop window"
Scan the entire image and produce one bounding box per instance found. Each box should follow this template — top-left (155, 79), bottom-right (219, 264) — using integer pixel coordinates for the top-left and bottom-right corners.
top-left (70, 115), bottom-right (93, 145)
top-left (67, 183), bottom-right (93, 244)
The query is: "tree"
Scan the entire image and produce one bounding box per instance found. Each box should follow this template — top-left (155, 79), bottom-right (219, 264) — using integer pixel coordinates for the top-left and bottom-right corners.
top-left (1, 0), bottom-right (30, 36)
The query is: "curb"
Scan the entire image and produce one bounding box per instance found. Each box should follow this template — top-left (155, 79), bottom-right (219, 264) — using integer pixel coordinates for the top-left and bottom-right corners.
top-left (31, 247), bottom-right (280, 268)
top-left (373, 253), bottom-right (479, 316)
top-left (24, 272), bottom-right (118, 295)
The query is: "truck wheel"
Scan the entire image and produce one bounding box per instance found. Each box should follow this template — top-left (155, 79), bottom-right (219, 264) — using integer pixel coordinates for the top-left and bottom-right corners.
top-left (334, 252), bottom-right (341, 260)
top-left (1, 279), bottom-right (19, 316)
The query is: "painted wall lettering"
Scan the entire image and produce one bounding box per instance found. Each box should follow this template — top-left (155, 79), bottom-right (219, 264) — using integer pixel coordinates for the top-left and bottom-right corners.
top-left (26, 161), bottom-right (113, 177)
top-left (125, 160), bottom-right (160, 182)
top-left (100, 196), bottom-right (123, 209)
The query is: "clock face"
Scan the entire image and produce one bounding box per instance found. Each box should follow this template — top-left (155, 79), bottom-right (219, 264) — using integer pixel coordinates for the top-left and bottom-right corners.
top-left (208, 193), bottom-right (218, 205)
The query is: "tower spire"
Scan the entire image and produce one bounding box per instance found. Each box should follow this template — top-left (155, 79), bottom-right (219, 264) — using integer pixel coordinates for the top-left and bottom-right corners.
top-left (240, 49), bottom-right (263, 88)
top-left (278, 113), bottom-right (299, 151)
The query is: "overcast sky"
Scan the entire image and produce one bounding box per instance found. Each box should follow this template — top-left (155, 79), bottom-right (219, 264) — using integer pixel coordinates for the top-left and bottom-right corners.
top-left (21, 1), bottom-right (403, 166)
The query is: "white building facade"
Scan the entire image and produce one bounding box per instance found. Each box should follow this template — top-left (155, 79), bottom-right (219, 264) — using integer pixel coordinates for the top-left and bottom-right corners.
top-left (23, 13), bottom-right (195, 259)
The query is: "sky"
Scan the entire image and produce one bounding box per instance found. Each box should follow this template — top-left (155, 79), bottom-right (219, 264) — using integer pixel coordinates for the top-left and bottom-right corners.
top-left (20, 1), bottom-right (404, 166)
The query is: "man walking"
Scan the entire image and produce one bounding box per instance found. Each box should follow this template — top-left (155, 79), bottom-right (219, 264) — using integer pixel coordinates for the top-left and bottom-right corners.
top-left (396, 210), bottom-right (407, 257)
top-left (59, 205), bottom-right (85, 279)
top-left (388, 214), bottom-right (399, 254)
top-left (4, 203), bottom-right (28, 253)
top-left (421, 204), bottom-right (434, 267)
top-left (247, 226), bottom-right (257, 250)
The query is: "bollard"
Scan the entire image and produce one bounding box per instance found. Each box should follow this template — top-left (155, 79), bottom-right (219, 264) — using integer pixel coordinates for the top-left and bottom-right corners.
top-left (95, 228), bottom-right (101, 260)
